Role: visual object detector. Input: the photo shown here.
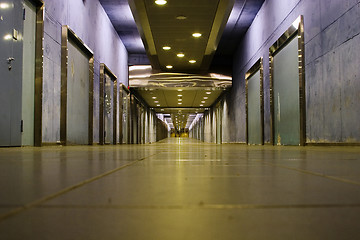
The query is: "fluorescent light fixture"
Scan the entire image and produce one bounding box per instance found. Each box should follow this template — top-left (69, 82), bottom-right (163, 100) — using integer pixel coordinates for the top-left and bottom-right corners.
top-left (129, 65), bottom-right (152, 71)
top-left (177, 94), bottom-right (182, 97)
top-left (0, 3), bottom-right (10, 9)
top-left (178, 102), bottom-right (182, 105)
top-left (189, 60), bottom-right (196, 64)
top-left (155, 0), bottom-right (167, 5)
top-left (166, 65), bottom-right (173, 69)
top-left (178, 99), bottom-right (182, 101)
top-left (163, 46), bottom-right (171, 50)
top-left (192, 33), bottom-right (202, 38)
top-left (177, 53), bottom-right (185, 58)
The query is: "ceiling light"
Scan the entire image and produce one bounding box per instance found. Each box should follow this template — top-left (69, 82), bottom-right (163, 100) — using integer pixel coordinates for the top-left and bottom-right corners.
top-left (177, 53), bottom-right (185, 58)
top-left (178, 102), bottom-right (182, 105)
top-left (201, 101), bottom-right (205, 103)
top-left (155, 0), bottom-right (167, 5)
top-left (189, 60), bottom-right (196, 64)
top-left (163, 46), bottom-right (171, 50)
top-left (200, 104), bottom-right (204, 107)
top-left (3, 34), bottom-right (12, 40)
top-left (154, 101), bottom-right (159, 103)
top-left (203, 97), bottom-right (208, 99)
top-left (178, 89), bottom-right (183, 92)
top-left (166, 65), bottom-right (173, 69)
top-left (178, 99), bottom-right (182, 101)
top-left (157, 104), bottom-right (161, 106)
top-left (152, 97), bottom-right (157, 99)
top-left (176, 15), bottom-right (187, 20)
top-left (206, 92), bottom-right (211, 95)
top-left (177, 94), bottom-right (182, 97)
top-left (0, 3), bottom-right (10, 9)
top-left (192, 33), bottom-right (202, 38)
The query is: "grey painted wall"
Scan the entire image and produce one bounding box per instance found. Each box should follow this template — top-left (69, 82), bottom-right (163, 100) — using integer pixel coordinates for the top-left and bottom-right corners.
top-left (42, 0), bottom-right (128, 143)
top-left (224, 0), bottom-right (360, 144)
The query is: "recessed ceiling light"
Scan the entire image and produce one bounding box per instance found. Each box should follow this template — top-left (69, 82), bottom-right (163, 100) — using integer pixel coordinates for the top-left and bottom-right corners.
top-left (177, 94), bottom-right (182, 97)
top-left (201, 101), bottom-right (205, 103)
top-left (206, 92), bottom-right (211, 94)
top-left (178, 102), bottom-right (182, 105)
top-left (163, 46), bottom-right (171, 50)
top-left (200, 104), bottom-right (204, 107)
top-left (178, 89), bottom-right (183, 92)
top-left (155, 0), bottom-right (167, 5)
top-left (177, 53), bottom-right (185, 58)
top-left (189, 60), bottom-right (196, 64)
top-left (176, 15), bottom-right (187, 20)
top-left (154, 101), bottom-right (159, 103)
top-left (166, 65), bottom-right (173, 69)
top-left (157, 104), bottom-right (161, 106)
top-left (192, 33), bottom-right (202, 38)
top-left (203, 97), bottom-right (208, 99)
top-left (152, 97), bottom-right (157, 99)
top-left (178, 99), bottom-right (182, 101)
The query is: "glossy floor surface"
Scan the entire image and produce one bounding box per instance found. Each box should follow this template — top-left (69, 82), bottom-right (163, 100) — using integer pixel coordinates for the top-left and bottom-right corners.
top-left (1, 138), bottom-right (360, 239)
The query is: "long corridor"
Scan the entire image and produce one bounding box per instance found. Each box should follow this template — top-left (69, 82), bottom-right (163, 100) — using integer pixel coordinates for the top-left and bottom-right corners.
top-left (1, 139), bottom-right (360, 239)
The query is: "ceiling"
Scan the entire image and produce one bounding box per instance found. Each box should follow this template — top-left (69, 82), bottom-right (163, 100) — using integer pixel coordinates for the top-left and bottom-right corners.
top-left (99, 0), bottom-right (265, 129)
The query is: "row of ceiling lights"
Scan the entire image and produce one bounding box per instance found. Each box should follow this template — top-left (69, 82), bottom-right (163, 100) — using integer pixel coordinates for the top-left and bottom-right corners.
top-left (152, 89), bottom-right (212, 107)
top-left (154, 0), bottom-right (202, 70)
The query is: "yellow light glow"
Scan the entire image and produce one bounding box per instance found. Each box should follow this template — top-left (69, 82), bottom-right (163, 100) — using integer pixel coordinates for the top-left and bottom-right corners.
top-left (189, 60), bottom-right (196, 64)
top-left (166, 65), bottom-right (173, 69)
top-left (155, 0), bottom-right (167, 5)
top-left (192, 33), bottom-right (202, 38)
top-left (163, 46), bottom-right (171, 50)
top-left (178, 99), bottom-right (182, 101)
top-left (177, 53), bottom-right (185, 58)
top-left (177, 94), bottom-right (182, 97)
top-left (178, 89), bottom-right (183, 92)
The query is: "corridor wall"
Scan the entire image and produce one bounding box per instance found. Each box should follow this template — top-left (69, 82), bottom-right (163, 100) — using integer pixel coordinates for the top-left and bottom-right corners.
top-left (42, 0), bottom-right (128, 144)
top-left (226, 0), bottom-right (360, 144)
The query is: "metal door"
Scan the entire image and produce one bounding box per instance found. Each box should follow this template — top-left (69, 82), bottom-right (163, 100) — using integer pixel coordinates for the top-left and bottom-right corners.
top-left (21, 0), bottom-right (36, 146)
top-left (247, 71), bottom-right (262, 145)
top-left (273, 37), bottom-right (300, 145)
top-left (104, 73), bottom-right (114, 144)
top-left (0, 1), bottom-right (23, 146)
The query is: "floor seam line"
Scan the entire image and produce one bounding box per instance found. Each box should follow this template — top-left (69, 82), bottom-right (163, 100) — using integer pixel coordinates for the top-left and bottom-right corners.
top-left (0, 151), bottom-right (162, 223)
top-left (263, 162), bottom-right (360, 187)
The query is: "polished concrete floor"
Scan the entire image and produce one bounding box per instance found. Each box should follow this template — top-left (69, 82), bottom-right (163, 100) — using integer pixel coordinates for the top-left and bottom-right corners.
top-left (0, 138), bottom-right (360, 239)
